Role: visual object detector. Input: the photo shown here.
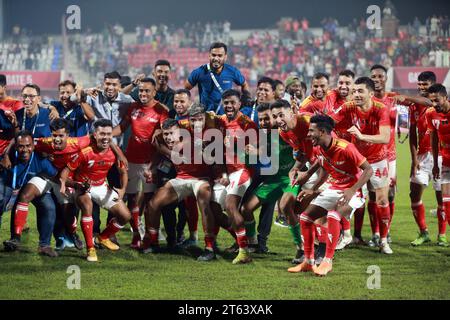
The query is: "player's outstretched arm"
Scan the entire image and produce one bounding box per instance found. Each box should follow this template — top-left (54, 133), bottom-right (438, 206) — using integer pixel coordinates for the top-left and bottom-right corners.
top-left (338, 160), bottom-right (372, 206)
top-left (430, 130), bottom-right (440, 180)
top-left (349, 125), bottom-right (390, 144)
top-left (409, 122), bottom-right (419, 178)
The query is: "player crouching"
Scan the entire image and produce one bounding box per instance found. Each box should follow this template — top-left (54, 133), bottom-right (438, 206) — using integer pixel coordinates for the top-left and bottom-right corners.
top-left (288, 115), bottom-right (372, 276)
top-left (59, 119), bottom-right (130, 262)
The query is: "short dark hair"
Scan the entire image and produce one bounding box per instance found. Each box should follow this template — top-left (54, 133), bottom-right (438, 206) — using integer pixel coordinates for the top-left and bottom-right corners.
top-left (0, 74), bottom-right (6, 87)
top-left (354, 77), bottom-right (375, 92)
top-left (104, 71), bottom-right (121, 81)
top-left (310, 114), bottom-right (335, 134)
top-left (50, 118), bottom-right (72, 133)
top-left (93, 119), bottom-right (113, 130)
top-left (418, 71), bottom-right (437, 83)
top-left (370, 64), bottom-right (388, 74)
top-left (428, 84), bottom-right (447, 96)
top-left (155, 59), bottom-right (171, 69)
top-left (256, 103), bottom-right (271, 113)
top-left (257, 77), bottom-right (276, 92)
top-left (274, 79), bottom-right (284, 88)
top-left (22, 83), bottom-right (41, 96)
top-left (222, 89), bottom-right (241, 100)
top-left (58, 80), bottom-right (77, 90)
top-left (270, 99), bottom-right (291, 110)
top-left (140, 78), bottom-right (156, 86)
top-left (210, 42), bottom-right (228, 54)
top-left (162, 118), bottom-right (179, 130)
top-left (189, 102), bottom-right (206, 117)
top-left (338, 69), bottom-right (355, 79)
top-left (120, 76), bottom-right (132, 88)
top-left (174, 88), bottom-right (191, 98)
top-left (313, 72), bottom-right (329, 82)
top-left (15, 130), bottom-right (33, 142)
top-left (300, 81), bottom-right (307, 91)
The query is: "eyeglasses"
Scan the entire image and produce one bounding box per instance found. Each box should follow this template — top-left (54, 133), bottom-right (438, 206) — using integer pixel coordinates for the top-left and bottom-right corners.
top-left (22, 94), bottom-right (38, 99)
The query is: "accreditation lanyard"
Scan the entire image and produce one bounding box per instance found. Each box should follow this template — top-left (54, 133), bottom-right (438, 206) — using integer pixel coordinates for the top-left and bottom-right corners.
top-left (22, 108), bottom-right (40, 136)
top-left (206, 64), bottom-right (225, 114)
top-left (12, 153), bottom-right (35, 190)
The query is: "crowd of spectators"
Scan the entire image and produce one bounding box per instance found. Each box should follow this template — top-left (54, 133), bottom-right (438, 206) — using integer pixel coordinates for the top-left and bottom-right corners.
top-left (135, 21), bottom-right (232, 50)
top-left (4, 13), bottom-right (448, 90)
top-left (0, 33), bottom-right (62, 71)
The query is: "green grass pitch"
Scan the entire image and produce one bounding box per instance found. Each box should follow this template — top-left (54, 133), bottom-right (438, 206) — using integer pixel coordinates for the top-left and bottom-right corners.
top-left (0, 141), bottom-right (449, 300)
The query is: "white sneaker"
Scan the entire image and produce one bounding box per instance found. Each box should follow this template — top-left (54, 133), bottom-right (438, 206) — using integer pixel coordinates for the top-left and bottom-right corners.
top-left (379, 241), bottom-right (393, 255)
top-left (336, 234), bottom-right (353, 251)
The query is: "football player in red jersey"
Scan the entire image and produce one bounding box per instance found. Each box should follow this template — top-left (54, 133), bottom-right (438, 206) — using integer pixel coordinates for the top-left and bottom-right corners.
top-left (300, 73), bottom-right (329, 114)
top-left (0, 74), bottom-right (22, 113)
top-left (426, 84), bottom-right (450, 242)
top-left (322, 69), bottom-right (356, 250)
top-left (60, 119), bottom-right (130, 262)
top-left (332, 77), bottom-right (393, 254)
top-left (141, 114), bottom-right (218, 260)
top-left (288, 114), bottom-right (372, 276)
top-left (271, 100), bottom-right (329, 265)
top-left (409, 72), bottom-right (448, 246)
top-left (215, 89), bottom-right (258, 264)
top-left (113, 78), bottom-right (168, 249)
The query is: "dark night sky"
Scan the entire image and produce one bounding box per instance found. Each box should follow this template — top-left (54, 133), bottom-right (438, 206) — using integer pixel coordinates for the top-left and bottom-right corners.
top-left (3, 0), bottom-right (450, 35)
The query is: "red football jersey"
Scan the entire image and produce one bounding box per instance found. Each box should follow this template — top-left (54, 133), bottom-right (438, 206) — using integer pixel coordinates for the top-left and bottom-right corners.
top-left (35, 135), bottom-right (91, 171)
top-left (410, 103), bottom-right (431, 155)
top-left (67, 145), bottom-right (117, 186)
top-left (375, 93), bottom-right (397, 161)
top-left (323, 89), bottom-right (352, 141)
top-left (313, 138), bottom-right (366, 190)
top-left (0, 97), bottom-right (22, 112)
top-left (218, 112), bottom-right (258, 174)
top-left (124, 101), bottom-right (169, 164)
top-left (331, 99), bottom-right (390, 164)
top-left (426, 106), bottom-right (450, 167)
top-left (279, 112), bottom-right (314, 161)
top-left (300, 95), bottom-right (325, 114)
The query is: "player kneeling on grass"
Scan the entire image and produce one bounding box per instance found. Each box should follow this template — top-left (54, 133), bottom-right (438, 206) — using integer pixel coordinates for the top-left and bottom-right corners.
top-left (141, 117), bottom-right (217, 261)
top-left (59, 119), bottom-right (130, 262)
top-left (288, 115), bottom-right (372, 276)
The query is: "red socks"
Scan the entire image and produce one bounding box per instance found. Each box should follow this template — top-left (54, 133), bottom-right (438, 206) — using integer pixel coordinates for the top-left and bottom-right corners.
top-left (368, 201), bottom-right (379, 234)
top-left (13, 202), bottom-right (29, 236)
top-left (341, 216), bottom-right (351, 232)
top-left (81, 216), bottom-right (94, 249)
top-left (130, 205), bottom-right (140, 233)
top-left (235, 228), bottom-right (248, 249)
top-left (300, 213), bottom-right (315, 261)
top-left (204, 234), bottom-right (216, 251)
top-left (99, 218), bottom-right (124, 240)
top-left (411, 201), bottom-right (427, 232)
top-left (437, 205), bottom-right (447, 235)
top-left (377, 204), bottom-right (390, 239)
top-left (315, 224), bottom-right (328, 244)
top-left (325, 211), bottom-right (342, 260)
